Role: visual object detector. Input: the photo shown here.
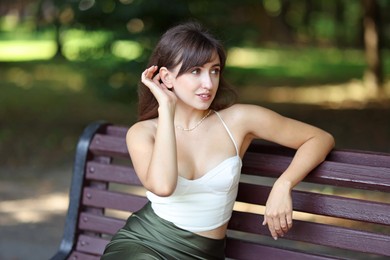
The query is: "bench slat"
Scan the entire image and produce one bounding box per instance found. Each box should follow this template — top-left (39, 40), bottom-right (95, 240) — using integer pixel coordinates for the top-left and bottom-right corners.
top-left (88, 133), bottom-right (390, 191)
top-left (89, 134), bottom-right (129, 158)
top-left (229, 211), bottom-right (390, 256)
top-left (225, 238), bottom-right (337, 260)
top-left (85, 161), bottom-right (142, 186)
top-left (75, 235), bottom-right (109, 256)
top-left (237, 183), bottom-right (390, 225)
top-left (106, 125), bottom-right (128, 138)
top-left (82, 188), bottom-right (147, 212)
top-left (248, 142), bottom-right (390, 168)
top-left (242, 152), bottom-right (390, 191)
top-left (327, 149), bottom-right (390, 168)
top-left (68, 251), bottom-right (100, 260)
top-left (79, 212), bottom-right (126, 235)
top-left (51, 123), bottom-right (390, 260)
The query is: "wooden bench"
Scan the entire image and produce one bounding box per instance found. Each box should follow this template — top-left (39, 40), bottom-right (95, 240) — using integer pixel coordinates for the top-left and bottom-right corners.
top-left (51, 121), bottom-right (390, 260)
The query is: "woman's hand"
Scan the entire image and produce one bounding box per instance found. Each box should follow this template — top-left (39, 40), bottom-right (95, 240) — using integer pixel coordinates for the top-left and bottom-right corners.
top-left (262, 179), bottom-right (293, 240)
top-left (141, 65), bottom-right (177, 107)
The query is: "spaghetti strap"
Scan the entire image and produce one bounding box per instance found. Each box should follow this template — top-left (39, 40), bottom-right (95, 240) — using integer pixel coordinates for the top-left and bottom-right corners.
top-left (213, 111), bottom-right (239, 156)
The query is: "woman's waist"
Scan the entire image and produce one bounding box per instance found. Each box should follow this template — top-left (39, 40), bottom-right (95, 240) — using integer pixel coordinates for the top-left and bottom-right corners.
top-left (149, 200), bottom-right (234, 233)
top-left (195, 222), bottom-right (228, 240)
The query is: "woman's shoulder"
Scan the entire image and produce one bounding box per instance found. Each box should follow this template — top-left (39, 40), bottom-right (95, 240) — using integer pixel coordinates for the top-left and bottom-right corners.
top-left (126, 118), bottom-right (157, 141)
top-left (218, 103), bottom-right (273, 119)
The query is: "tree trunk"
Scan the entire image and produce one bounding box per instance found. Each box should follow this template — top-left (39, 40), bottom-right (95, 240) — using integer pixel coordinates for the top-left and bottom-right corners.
top-left (54, 18), bottom-right (64, 59)
top-left (335, 0), bottom-right (345, 48)
top-left (303, 0), bottom-right (314, 44)
top-left (362, 0), bottom-right (383, 98)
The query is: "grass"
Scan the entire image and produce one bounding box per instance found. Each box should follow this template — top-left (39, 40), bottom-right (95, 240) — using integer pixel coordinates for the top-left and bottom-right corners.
top-left (226, 47), bottom-right (390, 86)
top-left (1, 82), bottom-right (136, 170)
top-left (0, 59), bottom-right (139, 171)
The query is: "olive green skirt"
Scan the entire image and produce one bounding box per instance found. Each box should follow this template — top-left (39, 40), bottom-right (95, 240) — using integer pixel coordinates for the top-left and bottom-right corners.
top-left (101, 202), bottom-right (226, 260)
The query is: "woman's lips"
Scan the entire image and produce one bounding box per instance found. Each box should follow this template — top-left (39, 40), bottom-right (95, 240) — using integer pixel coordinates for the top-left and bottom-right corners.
top-left (197, 93), bottom-right (212, 101)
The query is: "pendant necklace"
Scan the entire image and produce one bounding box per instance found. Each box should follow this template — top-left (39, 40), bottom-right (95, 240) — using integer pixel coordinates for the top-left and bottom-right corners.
top-left (176, 110), bottom-right (212, 131)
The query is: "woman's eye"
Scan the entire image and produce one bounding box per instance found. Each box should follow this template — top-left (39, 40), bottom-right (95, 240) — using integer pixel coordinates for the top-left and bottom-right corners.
top-left (211, 68), bottom-right (220, 75)
top-left (191, 68), bottom-right (200, 74)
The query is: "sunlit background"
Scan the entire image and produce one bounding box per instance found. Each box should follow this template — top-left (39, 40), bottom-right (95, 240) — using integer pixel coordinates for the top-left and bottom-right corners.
top-left (0, 0), bottom-right (389, 259)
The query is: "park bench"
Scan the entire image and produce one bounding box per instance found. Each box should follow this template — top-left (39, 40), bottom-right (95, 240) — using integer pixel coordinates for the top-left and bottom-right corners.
top-left (51, 121), bottom-right (390, 260)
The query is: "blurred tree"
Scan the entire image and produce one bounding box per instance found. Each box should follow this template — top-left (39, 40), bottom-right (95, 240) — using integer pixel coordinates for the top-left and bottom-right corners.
top-left (69, 0), bottom-right (193, 57)
top-left (36, 0), bottom-right (75, 58)
top-left (362, 0), bottom-right (383, 97)
top-left (1, 0), bottom-right (389, 101)
top-left (334, 0), bottom-right (345, 47)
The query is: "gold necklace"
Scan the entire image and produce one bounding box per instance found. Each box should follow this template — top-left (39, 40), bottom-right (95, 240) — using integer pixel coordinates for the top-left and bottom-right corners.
top-left (176, 110), bottom-right (212, 131)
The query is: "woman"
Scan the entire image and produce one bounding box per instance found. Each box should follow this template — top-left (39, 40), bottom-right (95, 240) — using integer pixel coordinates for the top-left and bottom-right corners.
top-left (102, 22), bottom-right (335, 259)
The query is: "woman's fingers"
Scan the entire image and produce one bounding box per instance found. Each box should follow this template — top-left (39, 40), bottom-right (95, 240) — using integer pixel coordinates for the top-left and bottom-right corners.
top-left (153, 71), bottom-right (160, 80)
top-left (263, 212), bottom-right (293, 240)
top-left (141, 66), bottom-right (164, 92)
top-left (152, 73), bottom-right (165, 90)
top-left (263, 184), bottom-right (293, 240)
top-left (279, 215), bottom-right (289, 233)
top-left (140, 66), bottom-right (177, 106)
top-left (263, 215), bottom-right (277, 240)
top-left (272, 216), bottom-right (284, 239)
top-left (286, 212), bottom-right (293, 229)
top-left (142, 66), bottom-right (158, 83)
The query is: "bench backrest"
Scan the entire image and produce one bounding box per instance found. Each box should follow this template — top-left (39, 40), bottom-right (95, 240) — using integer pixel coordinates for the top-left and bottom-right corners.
top-left (55, 122), bottom-right (390, 260)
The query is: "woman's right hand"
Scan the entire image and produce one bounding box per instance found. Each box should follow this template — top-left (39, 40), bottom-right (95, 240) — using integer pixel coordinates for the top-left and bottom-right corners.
top-left (141, 65), bottom-right (177, 108)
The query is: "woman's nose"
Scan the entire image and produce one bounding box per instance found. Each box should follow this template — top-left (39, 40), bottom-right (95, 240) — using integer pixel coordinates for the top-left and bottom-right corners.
top-left (201, 74), bottom-right (213, 89)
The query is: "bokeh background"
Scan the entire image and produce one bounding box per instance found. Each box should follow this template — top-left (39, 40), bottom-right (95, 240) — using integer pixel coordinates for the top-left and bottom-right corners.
top-left (0, 0), bottom-right (389, 259)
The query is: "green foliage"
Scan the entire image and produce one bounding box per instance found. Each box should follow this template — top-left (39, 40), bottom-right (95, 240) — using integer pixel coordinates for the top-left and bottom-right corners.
top-left (3, 0), bottom-right (390, 59)
top-left (62, 29), bottom-right (114, 60)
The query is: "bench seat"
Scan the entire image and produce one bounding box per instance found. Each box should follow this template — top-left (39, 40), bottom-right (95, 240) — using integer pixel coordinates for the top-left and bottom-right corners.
top-left (51, 122), bottom-right (390, 260)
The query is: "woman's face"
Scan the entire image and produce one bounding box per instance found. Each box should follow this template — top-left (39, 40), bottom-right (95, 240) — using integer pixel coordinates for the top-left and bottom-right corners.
top-left (170, 53), bottom-right (221, 110)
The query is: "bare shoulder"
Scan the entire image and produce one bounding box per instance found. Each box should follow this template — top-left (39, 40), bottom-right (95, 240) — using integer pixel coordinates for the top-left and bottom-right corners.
top-left (217, 103), bottom-right (289, 139)
top-left (219, 103), bottom-right (279, 123)
top-left (126, 119), bottom-right (157, 145)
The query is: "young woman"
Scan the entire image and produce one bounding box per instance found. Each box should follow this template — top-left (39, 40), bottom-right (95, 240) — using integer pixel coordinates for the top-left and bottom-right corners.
top-left (102, 22), bottom-right (335, 259)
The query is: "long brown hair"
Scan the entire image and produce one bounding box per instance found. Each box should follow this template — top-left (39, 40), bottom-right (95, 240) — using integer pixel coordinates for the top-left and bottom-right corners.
top-left (138, 22), bottom-right (237, 121)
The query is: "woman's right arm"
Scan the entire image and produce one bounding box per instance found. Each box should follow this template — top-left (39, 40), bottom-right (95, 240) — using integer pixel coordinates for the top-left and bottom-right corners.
top-left (126, 66), bottom-right (179, 196)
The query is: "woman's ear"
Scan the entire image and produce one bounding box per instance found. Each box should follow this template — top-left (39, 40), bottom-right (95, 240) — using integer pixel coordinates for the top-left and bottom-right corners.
top-left (159, 67), bottom-right (174, 89)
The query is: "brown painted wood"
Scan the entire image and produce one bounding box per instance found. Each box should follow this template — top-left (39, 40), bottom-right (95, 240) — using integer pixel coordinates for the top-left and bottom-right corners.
top-left (78, 212), bottom-right (125, 235)
top-left (228, 211), bottom-right (390, 256)
top-left (68, 251), bottom-right (100, 260)
top-left (242, 152), bottom-right (390, 191)
top-left (247, 142), bottom-right (390, 168)
top-left (52, 123), bottom-right (390, 260)
top-left (75, 235), bottom-right (108, 255)
top-left (327, 149), bottom-right (390, 168)
top-left (82, 188), bottom-right (148, 212)
top-left (89, 134), bottom-right (129, 158)
top-left (237, 183), bottom-right (390, 224)
top-left (85, 161), bottom-right (142, 186)
top-left (105, 125), bottom-right (128, 137)
top-left (225, 238), bottom-right (337, 260)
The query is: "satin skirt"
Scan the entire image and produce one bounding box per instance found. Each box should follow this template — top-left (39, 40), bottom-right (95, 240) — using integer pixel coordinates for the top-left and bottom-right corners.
top-left (101, 202), bottom-right (226, 260)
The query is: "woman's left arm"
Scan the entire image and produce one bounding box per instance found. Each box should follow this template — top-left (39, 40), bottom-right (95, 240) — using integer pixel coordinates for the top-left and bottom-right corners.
top-left (234, 104), bottom-right (335, 240)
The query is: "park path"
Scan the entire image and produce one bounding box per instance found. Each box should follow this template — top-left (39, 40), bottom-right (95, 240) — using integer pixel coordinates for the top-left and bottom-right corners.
top-left (0, 166), bottom-right (70, 260)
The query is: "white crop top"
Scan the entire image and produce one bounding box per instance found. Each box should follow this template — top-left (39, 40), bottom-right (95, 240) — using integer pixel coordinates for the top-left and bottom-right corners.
top-left (146, 111), bottom-right (242, 232)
